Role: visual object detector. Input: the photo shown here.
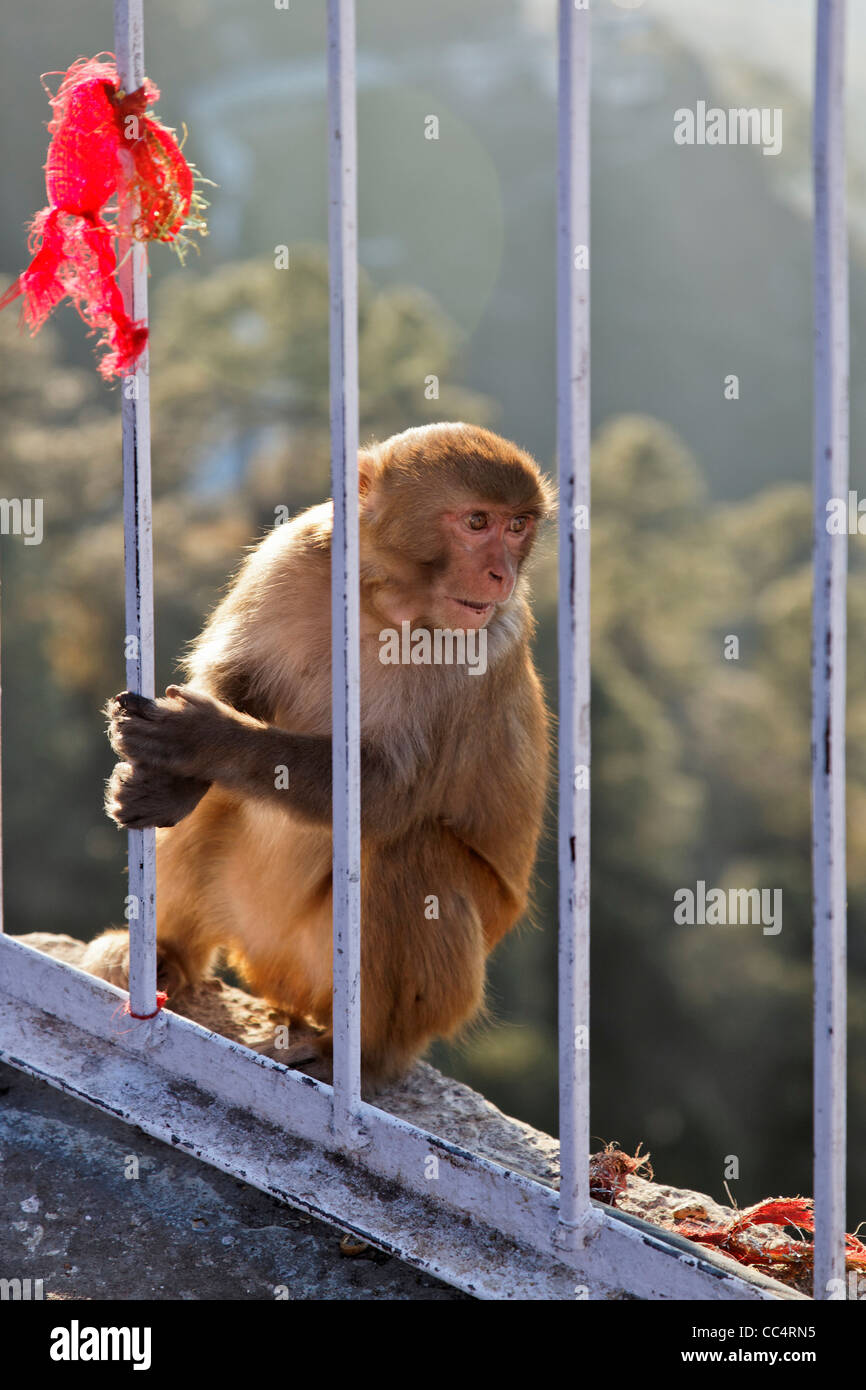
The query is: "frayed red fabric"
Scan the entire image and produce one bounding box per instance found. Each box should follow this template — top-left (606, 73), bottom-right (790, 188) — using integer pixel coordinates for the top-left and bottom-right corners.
top-left (0, 55), bottom-right (201, 379)
top-left (677, 1196), bottom-right (866, 1281)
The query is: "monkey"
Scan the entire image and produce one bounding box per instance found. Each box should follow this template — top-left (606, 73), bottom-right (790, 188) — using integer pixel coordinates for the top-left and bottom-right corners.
top-left (82, 422), bottom-right (553, 1085)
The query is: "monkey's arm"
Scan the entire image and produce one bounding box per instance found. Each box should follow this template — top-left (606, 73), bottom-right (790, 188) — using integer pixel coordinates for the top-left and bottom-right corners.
top-left (107, 686), bottom-right (416, 834)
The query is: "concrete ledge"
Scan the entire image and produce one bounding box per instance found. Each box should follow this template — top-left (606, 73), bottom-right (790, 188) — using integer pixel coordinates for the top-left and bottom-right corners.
top-left (0, 934), bottom-right (804, 1300)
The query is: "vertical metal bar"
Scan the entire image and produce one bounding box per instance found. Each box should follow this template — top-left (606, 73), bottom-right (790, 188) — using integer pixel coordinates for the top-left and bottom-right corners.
top-left (327, 0), bottom-right (362, 1141)
top-left (556, 0), bottom-right (591, 1230)
top-left (0, 553), bottom-right (3, 935)
top-left (812, 0), bottom-right (848, 1301)
top-left (114, 0), bottom-right (157, 1019)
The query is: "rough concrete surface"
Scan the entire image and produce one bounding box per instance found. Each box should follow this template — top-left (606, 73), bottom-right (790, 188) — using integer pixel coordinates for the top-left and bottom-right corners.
top-left (0, 1062), bottom-right (466, 1301)
top-left (0, 934), bottom-right (794, 1300)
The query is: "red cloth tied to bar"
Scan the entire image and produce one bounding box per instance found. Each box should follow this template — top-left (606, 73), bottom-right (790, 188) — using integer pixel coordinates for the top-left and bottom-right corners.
top-left (0, 55), bottom-right (197, 379)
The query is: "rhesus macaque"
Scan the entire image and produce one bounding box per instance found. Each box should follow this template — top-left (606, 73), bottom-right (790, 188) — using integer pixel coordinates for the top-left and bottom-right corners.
top-left (83, 423), bottom-right (553, 1084)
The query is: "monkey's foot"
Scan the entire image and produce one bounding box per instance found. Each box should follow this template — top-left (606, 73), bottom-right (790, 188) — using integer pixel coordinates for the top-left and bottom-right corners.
top-left (106, 760), bottom-right (211, 829)
top-left (254, 1028), bottom-right (333, 1084)
top-left (80, 929), bottom-right (196, 998)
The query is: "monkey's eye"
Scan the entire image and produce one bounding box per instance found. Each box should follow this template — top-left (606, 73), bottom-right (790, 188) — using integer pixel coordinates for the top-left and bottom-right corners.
top-left (510, 516), bottom-right (529, 534)
top-left (466, 512), bottom-right (488, 531)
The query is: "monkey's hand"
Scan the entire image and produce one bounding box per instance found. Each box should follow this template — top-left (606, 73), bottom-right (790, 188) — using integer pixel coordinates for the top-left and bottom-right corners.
top-left (106, 685), bottom-right (254, 783)
top-left (107, 684), bottom-right (409, 830)
top-left (106, 759), bottom-right (211, 829)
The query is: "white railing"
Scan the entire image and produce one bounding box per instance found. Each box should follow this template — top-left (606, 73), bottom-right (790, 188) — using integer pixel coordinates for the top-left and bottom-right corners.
top-left (811, 0), bottom-right (848, 1303)
top-left (327, 0), bottom-right (364, 1149)
top-left (115, 0), bottom-right (159, 1024)
top-left (557, 0), bottom-right (592, 1237)
top-left (0, 0), bottom-right (848, 1301)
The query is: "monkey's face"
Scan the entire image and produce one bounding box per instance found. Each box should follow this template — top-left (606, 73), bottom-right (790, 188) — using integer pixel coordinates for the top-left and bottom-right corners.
top-left (426, 504), bottom-right (537, 629)
top-left (358, 423), bottom-right (553, 632)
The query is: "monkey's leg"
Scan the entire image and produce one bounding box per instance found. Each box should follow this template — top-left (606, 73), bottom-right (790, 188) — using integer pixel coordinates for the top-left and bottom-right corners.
top-left (247, 833), bottom-right (491, 1087)
top-left (83, 792), bottom-right (238, 998)
top-left (359, 889), bottom-right (488, 1083)
top-left (80, 925), bottom-right (203, 997)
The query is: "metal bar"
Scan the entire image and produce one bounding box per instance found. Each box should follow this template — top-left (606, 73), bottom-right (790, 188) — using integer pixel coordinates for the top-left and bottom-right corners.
top-left (114, 0), bottom-right (157, 1020)
top-left (0, 935), bottom-right (799, 1301)
top-left (811, 0), bottom-right (849, 1301)
top-left (556, 0), bottom-right (591, 1232)
top-left (327, 0), bottom-right (362, 1142)
top-left (0, 549), bottom-right (3, 934)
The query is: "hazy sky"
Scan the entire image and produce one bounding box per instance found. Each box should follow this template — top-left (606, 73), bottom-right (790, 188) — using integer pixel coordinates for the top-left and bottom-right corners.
top-left (649, 0), bottom-right (866, 107)
top-left (526, 0), bottom-right (866, 118)
top-left (522, 0), bottom-right (866, 250)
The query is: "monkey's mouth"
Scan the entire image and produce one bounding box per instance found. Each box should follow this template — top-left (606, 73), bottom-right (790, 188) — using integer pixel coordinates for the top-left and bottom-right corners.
top-left (451, 598), bottom-right (494, 615)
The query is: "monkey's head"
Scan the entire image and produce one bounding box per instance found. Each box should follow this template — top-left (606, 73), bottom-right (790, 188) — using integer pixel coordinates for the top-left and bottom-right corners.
top-left (358, 423), bottom-right (554, 631)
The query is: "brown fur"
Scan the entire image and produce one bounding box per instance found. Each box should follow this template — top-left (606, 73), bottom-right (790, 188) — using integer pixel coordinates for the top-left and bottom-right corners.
top-left (83, 423), bottom-right (553, 1083)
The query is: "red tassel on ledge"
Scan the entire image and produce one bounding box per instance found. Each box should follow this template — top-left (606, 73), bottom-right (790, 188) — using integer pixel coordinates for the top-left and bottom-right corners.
top-left (0, 54), bottom-right (208, 379)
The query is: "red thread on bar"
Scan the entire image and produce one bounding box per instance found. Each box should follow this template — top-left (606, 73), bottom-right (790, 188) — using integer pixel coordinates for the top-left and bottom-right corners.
top-left (125, 991), bottom-right (168, 1020)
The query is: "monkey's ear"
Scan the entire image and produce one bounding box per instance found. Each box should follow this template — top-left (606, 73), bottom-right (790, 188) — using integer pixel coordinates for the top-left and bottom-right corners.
top-left (358, 450), bottom-right (382, 499)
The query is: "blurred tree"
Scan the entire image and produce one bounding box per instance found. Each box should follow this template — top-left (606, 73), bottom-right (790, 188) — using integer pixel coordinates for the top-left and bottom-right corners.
top-left (1, 263), bottom-right (863, 1221)
top-left (439, 415), bottom-right (866, 1222)
top-left (0, 249), bottom-right (491, 937)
